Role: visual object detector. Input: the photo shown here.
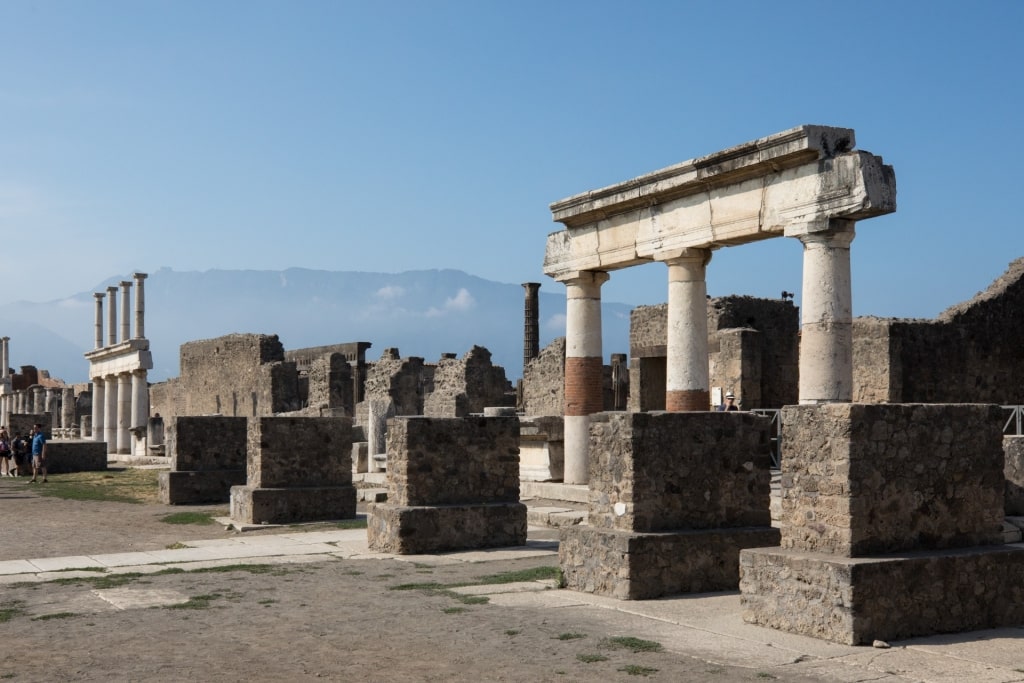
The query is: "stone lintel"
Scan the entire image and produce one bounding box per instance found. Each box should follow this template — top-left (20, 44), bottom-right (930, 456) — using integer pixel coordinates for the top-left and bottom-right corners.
top-left (85, 340), bottom-right (153, 376)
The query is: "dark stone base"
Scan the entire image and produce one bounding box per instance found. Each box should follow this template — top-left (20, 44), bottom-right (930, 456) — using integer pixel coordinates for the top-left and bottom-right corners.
top-left (158, 470), bottom-right (246, 505)
top-left (43, 441), bottom-right (108, 474)
top-left (230, 485), bottom-right (357, 525)
top-left (739, 544), bottom-right (1024, 645)
top-left (367, 502), bottom-right (527, 554)
top-left (560, 525), bottom-right (781, 600)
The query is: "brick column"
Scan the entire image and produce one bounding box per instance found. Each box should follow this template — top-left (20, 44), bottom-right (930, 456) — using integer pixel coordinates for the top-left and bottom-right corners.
top-left (796, 220), bottom-right (855, 403)
top-left (560, 270), bottom-right (609, 485)
top-left (663, 249), bottom-right (712, 411)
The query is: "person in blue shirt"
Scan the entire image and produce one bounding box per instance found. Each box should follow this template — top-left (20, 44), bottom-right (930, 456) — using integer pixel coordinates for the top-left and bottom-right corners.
top-left (29, 423), bottom-right (47, 484)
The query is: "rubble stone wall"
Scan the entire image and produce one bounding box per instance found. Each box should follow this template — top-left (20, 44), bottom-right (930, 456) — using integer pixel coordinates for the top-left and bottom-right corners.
top-left (362, 350), bottom-right (425, 417)
top-left (521, 338), bottom-right (565, 416)
top-left (246, 416), bottom-right (353, 488)
top-left (423, 346), bottom-right (512, 417)
top-left (1005, 436), bottom-right (1024, 515)
top-left (167, 416), bottom-right (248, 471)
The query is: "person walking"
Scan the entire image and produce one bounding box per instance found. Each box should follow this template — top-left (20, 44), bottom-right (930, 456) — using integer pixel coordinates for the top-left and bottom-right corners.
top-left (0, 428), bottom-right (11, 476)
top-left (29, 423), bottom-right (47, 483)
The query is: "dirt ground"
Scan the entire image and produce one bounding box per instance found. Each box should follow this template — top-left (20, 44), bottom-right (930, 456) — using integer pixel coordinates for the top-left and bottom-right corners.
top-left (0, 475), bottom-right (821, 683)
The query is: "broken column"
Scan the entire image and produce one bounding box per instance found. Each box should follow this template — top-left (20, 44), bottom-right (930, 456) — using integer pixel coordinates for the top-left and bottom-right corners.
top-left (560, 411), bottom-right (779, 599)
top-left (367, 416), bottom-right (526, 554)
top-left (230, 416), bottom-right (356, 525)
top-left (740, 404), bottom-right (1024, 644)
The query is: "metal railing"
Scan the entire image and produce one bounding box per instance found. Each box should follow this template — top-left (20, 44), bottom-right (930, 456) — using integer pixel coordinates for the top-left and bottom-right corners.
top-left (1003, 405), bottom-right (1024, 436)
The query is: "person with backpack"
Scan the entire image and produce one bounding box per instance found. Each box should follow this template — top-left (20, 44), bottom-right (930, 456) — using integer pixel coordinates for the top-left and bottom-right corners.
top-left (11, 433), bottom-right (28, 477)
top-left (0, 428), bottom-right (11, 476)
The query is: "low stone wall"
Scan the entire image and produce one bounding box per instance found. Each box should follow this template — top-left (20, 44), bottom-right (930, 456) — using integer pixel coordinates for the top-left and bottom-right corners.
top-left (368, 416), bottom-right (526, 554)
top-left (159, 416), bottom-right (248, 505)
top-left (41, 441), bottom-right (107, 474)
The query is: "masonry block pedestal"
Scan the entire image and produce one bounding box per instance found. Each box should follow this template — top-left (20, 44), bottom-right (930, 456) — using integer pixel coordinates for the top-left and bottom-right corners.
top-left (230, 417), bottom-right (356, 525)
top-left (159, 417), bottom-right (247, 504)
top-left (740, 404), bottom-right (1023, 645)
top-left (367, 416), bottom-right (526, 554)
top-left (560, 412), bottom-right (778, 600)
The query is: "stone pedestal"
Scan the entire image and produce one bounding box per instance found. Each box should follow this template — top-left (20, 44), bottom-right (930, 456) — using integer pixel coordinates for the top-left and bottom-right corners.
top-left (230, 416), bottom-right (356, 525)
top-left (367, 416), bottom-right (526, 554)
top-left (518, 415), bottom-right (563, 482)
top-left (158, 416), bottom-right (247, 505)
top-left (740, 404), bottom-right (1022, 645)
top-left (560, 411), bottom-right (779, 600)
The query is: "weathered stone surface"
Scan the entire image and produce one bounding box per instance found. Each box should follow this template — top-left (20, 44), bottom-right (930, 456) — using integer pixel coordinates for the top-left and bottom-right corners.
top-left (423, 346), bottom-right (513, 417)
top-left (521, 338), bottom-right (566, 417)
top-left (385, 416), bottom-right (520, 507)
top-left (740, 544), bottom-right (1024, 645)
top-left (587, 412), bottom-right (772, 532)
top-left (159, 470), bottom-right (247, 505)
top-left (247, 417), bottom-right (353, 489)
top-left (42, 441), bottom-right (107, 474)
top-left (366, 502), bottom-right (527, 554)
top-left (1006, 436), bottom-right (1024, 515)
top-left (519, 415), bottom-right (564, 482)
top-left (230, 485), bottom-right (357, 525)
top-left (561, 524), bottom-right (779, 600)
top-left (168, 416), bottom-right (247, 471)
top-left (779, 404), bottom-right (1005, 556)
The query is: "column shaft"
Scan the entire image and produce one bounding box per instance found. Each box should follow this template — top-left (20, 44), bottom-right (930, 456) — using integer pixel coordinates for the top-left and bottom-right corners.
top-left (107, 287), bottom-right (118, 346)
top-left (92, 378), bottom-right (105, 442)
top-left (117, 373), bottom-right (131, 454)
top-left (133, 272), bottom-right (147, 339)
top-left (131, 370), bottom-right (149, 430)
top-left (119, 281), bottom-right (132, 344)
top-left (797, 221), bottom-right (856, 403)
top-left (664, 250), bottom-right (711, 411)
top-left (562, 271), bottom-right (609, 485)
top-left (104, 376), bottom-right (118, 451)
top-left (93, 293), bottom-right (105, 349)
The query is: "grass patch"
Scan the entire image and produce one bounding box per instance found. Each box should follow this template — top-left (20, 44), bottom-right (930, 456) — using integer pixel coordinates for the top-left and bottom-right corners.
top-left (257, 599), bottom-right (277, 605)
top-left (441, 607), bottom-right (467, 614)
top-left (556, 632), bottom-right (586, 641)
top-left (330, 518), bottom-right (368, 530)
top-left (756, 674), bottom-right (777, 680)
top-left (601, 636), bottom-right (663, 653)
top-left (160, 511), bottom-right (219, 525)
top-left (44, 563), bottom-right (284, 589)
top-left (167, 593), bottom-right (223, 610)
top-left (53, 566), bottom-right (107, 573)
top-left (0, 601), bottom-right (26, 623)
top-left (30, 469), bottom-right (160, 504)
top-left (577, 654), bottom-right (608, 663)
top-left (32, 612), bottom-right (77, 621)
top-left (618, 665), bottom-right (658, 676)
top-left (504, 629), bottom-right (521, 636)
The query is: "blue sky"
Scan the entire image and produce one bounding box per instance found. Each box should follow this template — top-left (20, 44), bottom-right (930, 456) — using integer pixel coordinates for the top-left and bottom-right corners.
top-left (2, 1), bottom-right (1022, 322)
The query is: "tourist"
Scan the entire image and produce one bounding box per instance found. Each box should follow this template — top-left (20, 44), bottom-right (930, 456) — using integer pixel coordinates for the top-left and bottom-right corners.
top-left (0, 427), bottom-right (10, 476)
top-left (29, 423), bottom-right (47, 484)
top-left (11, 433), bottom-right (28, 477)
top-left (717, 392), bottom-right (739, 412)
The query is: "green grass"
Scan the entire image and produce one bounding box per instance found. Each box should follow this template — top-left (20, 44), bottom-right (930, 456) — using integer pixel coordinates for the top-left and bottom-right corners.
top-left (601, 636), bottom-right (663, 653)
top-left (555, 632), bottom-right (586, 641)
top-left (160, 511), bottom-right (220, 525)
top-left (0, 601), bottom-right (26, 623)
top-left (441, 606), bottom-right (467, 614)
top-left (32, 612), bottom-right (77, 621)
top-left (577, 654), bottom-right (608, 663)
top-left (30, 469), bottom-right (160, 504)
top-left (618, 665), bottom-right (658, 676)
top-left (167, 593), bottom-right (223, 610)
top-left (44, 563), bottom-right (286, 589)
top-left (756, 674), bottom-right (777, 680)
top-left (504, 629), bottom-right (521, 636)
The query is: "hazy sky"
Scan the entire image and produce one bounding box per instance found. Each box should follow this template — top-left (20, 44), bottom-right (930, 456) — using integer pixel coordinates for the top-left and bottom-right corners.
top-left (3, 1), bottom-right (1022, 320)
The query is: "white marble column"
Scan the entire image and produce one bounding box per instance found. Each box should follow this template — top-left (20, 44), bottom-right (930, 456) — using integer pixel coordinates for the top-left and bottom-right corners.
top-left (61, 387), bottom-right (74, 429)
top-left (560, 270), bottom-right (610, 485)
top-left (797, 220), bottom-right (856, 404)
top-left (92, 377), bottom-right (105, 442)
top-left (106, 286), bottom-right (118, 346)
top-left (119, 281), bottom-right (132, 344)
top-left (94, 292), bottom-right (105, 349)
top-left (131, 369), bottom-right (148, 430)
top-left (104, 375), bottom-right (118, 451)
top-left (1, 336), bottom-right (9, 380)
top-left (133, 272), bottom-right (147, 339)
top-left (663, 249), bottom-right (712, 411)
top-left (117, 372), bottom-right (131, 454)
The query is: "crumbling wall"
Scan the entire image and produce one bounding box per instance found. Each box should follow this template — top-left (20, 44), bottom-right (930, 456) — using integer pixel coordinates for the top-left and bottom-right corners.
top-left (305, 353), bottom-right (353, 415)
top-left (362, 348), bottom-right (425, 417)
top-left (521, 338), bottom-right (565, 417)
top-left (423, 346), bottom-right (512, 417)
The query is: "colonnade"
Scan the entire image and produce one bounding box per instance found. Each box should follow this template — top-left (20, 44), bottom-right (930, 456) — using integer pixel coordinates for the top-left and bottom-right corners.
top-left (86, 272), bottom-right (151, 455)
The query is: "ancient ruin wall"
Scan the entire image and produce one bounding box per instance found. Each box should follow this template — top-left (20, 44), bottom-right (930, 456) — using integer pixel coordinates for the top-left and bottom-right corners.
top-left (423, 346), bottom-right (512, 417)
top-left (305, 353), bottom-right (353, 415)
top-left (361, 349), bottom-right (425, 417)
top-left (521, 338), bottom-right (565, 416)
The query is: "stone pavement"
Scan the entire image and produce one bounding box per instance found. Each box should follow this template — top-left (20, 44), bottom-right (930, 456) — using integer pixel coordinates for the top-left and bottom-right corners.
top-left (2, 522), bottom-right (1023, 682)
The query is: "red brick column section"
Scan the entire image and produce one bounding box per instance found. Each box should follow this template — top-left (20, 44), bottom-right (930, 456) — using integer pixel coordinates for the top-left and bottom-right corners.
top-left (565, 357), bottom-right (604, 416)
top-left (666, 389), bottom-right (711, 412)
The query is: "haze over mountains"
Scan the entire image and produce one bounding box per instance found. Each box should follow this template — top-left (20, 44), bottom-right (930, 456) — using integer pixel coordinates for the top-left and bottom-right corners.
top-left (0, 268), bottom-right (634, 386)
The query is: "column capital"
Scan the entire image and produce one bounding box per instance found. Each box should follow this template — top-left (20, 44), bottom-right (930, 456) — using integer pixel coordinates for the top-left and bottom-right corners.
top-left (106, 285), bottom-right (118, 294)
top-left (94, 292), bottom-right (106, 301)
top-left (555, 270), bottom-right (610, 288)
top-left (132, 272), bottom-right (148, 281)
top-left (656, 247), bottom-right (713, 267)
top-left (792, 219), bottom-right (856, 248)
top-left (119, 280), bottom-right (132, 288)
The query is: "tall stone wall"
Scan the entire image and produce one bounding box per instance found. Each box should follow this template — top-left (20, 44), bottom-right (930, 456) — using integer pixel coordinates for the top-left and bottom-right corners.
top-left (178, 334), bottom-right (300, 417)
top-left (305, 353), bottom-right (353, 415)
top-left (362, 348), bottom-right (426, 417)
top-left (521, 338), bottom-right (565, 417)
top-left (853, 258), bottom-right (1024, 404)
top-left (423, 346), bottom-right (513, 417)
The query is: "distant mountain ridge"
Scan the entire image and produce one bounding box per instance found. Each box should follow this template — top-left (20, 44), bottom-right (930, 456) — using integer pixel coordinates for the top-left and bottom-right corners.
top-left (0, 268), bottom-right (634, 385)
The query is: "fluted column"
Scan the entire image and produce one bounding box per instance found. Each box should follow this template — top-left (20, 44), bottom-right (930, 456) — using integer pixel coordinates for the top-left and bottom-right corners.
top-left (93, 293), bottom-right (105, 349)
top-left (117, 372), bottom-right (131, 454)
top-left (104, 375), bottom-right (118, 451)
top-left (663, 249), bottom-right (712, 411)
top-left (561, 270), bottom-right (609, 485)
top-left (119, 281), bottom-right (132, 344)
top-left (133, 272), bottom-right (147, 339)
top-left (797, 220), bottom-right (856, 403)
top-left (522, 282), bottom-right (541, 367)
top-left (92, 378), bottom-right (105, 442)
top-left (131, 369), bottom-right (149, 431)
top-left (106, 286), bottom-right (118, 346)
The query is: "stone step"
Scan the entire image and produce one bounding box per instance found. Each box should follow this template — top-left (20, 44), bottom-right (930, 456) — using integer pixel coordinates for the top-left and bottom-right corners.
top-left (526, 505), bottom-right (587, 528)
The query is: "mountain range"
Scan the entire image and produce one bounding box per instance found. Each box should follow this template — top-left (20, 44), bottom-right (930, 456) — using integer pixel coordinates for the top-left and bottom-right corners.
top-left (0, 268), bottom-right (635, 385)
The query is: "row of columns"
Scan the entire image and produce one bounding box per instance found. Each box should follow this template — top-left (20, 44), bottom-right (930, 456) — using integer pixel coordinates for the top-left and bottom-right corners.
top-left (90, 272), bottom-right (149, 454)
top-left (559, 223), bottom-right (856, 484)
top-left (0, 386), bottom-right (76, 430)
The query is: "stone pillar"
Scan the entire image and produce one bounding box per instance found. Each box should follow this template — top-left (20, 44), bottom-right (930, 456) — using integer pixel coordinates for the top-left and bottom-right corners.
top-left (93, 293), bottom-right (105, 349)
top-left (117, 372), bottom-right (131, 454)
top-left (61, 387), bottom-right (74, 429)
top-left (367, 398), bottom-right (395, 473)
top-left (561, 270), bottom-right (609, 485)
top-left (1, 395), bottom-right (8, 429)
top-left (92, 378), bottom-right (105, 442)
top-left (44, 388), bottom-right (56, 422)
top-left (32, 387), bottom-right (44, 414)
top-left (106, 286), bottom-right (118, 346)
top-left (797, 221), bottom-right (855, 404)
top-left (119, 280), bottom-right (132, 344)
top-left (104, 375), bottom-right (118, 451)
top-left (663, 250), bottom-right (712, 411)
top-left (131, 369), bottom-right (149, 430)
top-left (1, 336), bottom-right (9, 379)
top-left (133, 272), bottom-right (147, 339)
top-left (522, 282), bottom-right (541, 367)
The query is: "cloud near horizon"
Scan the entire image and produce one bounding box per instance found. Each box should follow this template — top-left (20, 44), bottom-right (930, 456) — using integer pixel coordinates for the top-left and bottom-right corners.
top-left (426, 288), bottom-right (476, 318)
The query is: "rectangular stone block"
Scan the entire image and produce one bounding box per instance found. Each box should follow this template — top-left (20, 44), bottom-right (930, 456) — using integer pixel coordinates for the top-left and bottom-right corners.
top-left (1005, 436), bottom-right (1024, 515)
top-left (42, 441), bottom-right (108, 474)
top-left (158, 470), bottom-right (246, 505)
top-left (587, 412), bottom-right (772, 532)
top-left (740, 544), bottom-right (1024, 645)
top-left (366, 502), bottom-right (527, 554)
top-left (386, 416), bottom-right (520, 506)
top-left (779, 404), bottom-right (1005, 556)
top-left (247, 416), bottom-right (353, 488)
top-left (560, 524), bottom-right (780, 600)
top-left (168, 416), bottom-right (247, 471)
top-left (352, 441), bottom-right (369, 474)
top-left (230, 485), bottom-right (357, 525)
